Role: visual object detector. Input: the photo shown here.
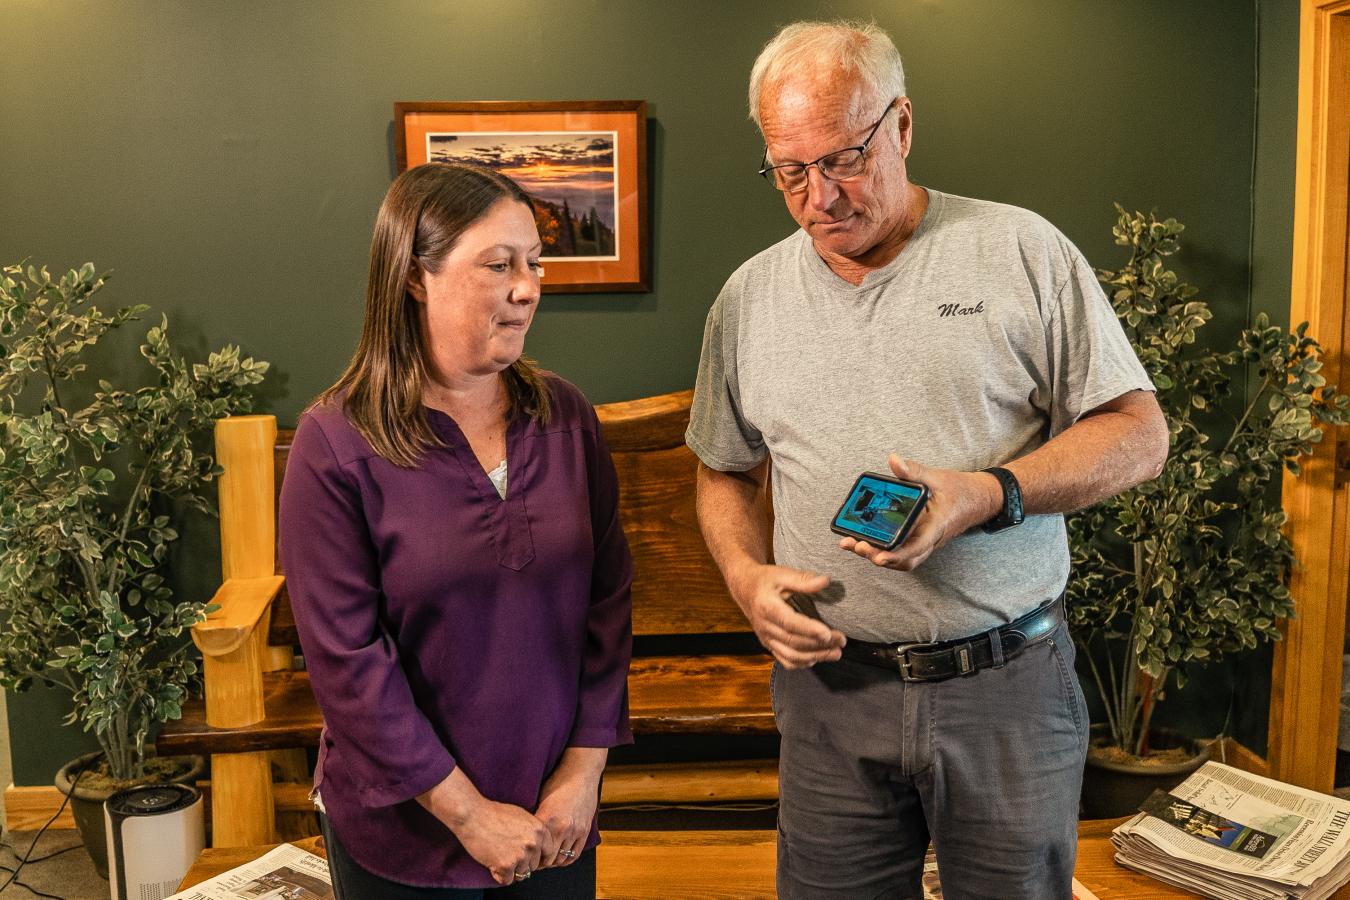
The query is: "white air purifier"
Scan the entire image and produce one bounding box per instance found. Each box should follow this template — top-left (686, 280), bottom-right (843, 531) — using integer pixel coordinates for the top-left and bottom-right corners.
top-left (104, 783), bottom-right (205, 900)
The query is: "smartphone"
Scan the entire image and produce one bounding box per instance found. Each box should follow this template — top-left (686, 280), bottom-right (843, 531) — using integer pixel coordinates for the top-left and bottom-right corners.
top-left (830, 472), bottom-right (929, 550)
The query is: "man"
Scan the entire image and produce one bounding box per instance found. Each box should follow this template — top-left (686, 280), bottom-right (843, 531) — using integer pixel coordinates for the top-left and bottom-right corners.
top-left (687, 20), bottom-right (1169, 900)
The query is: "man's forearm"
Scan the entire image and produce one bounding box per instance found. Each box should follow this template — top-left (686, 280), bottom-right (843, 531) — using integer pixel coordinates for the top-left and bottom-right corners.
top-left (695, 460), bottom-right (770, 596)
top-left (1004, 390), bottom-right (1168, 516)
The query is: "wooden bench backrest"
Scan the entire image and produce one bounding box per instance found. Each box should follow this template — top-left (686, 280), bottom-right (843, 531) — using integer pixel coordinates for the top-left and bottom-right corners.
top-left (266, 389), bottom-right (755, 638)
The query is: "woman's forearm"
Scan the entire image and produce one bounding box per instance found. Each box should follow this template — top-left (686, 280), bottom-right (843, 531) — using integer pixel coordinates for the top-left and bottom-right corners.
top-left (417, 766), bottom-right (483, 831)
top-left (551, 747), bottom-right (608, 790)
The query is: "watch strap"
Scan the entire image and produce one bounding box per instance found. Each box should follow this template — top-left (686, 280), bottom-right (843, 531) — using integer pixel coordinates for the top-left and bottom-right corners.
top-left (980, 466), bottom-right (1024, 533)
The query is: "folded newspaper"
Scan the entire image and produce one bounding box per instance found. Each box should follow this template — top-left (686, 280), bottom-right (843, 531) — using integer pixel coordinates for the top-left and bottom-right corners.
top-left (164, 843), bottom-right (332, 900)
top-left (1112, 761), bottom-right (1350, 900)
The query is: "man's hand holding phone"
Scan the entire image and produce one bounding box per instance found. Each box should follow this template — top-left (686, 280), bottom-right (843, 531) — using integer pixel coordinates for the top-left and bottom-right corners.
top-left (838, 454), bottom-right (1003, 571)
top-left (726, 564), bottom-right (845, 669)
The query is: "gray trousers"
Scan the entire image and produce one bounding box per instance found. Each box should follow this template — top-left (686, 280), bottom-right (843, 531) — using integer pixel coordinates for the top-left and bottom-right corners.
top-left (773, 621), bottom-right (1088, 900)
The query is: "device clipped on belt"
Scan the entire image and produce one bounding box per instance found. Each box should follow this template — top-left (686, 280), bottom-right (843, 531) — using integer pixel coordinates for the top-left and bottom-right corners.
top-left (830, 471), bottom-right (929, 550)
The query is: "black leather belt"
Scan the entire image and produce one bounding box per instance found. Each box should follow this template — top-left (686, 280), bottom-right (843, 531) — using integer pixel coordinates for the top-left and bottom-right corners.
top-left (839, 597), bottom-right (1064, 682)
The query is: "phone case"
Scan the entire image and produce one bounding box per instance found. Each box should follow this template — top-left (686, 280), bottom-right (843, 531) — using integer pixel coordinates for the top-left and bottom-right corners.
top-left (829, 471), bottom-right (929, 550)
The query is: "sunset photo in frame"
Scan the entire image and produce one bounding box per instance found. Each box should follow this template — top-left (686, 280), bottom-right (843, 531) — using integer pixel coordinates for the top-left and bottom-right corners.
top-left (395, 100), bottom-right (650, 293)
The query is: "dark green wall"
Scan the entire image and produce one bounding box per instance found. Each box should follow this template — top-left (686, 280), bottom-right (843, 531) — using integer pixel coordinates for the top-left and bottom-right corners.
top-left (2, 0), bottom-right (1300, 784)
top-left (1253, 0), bottom-right (1302, 334)
top-left (1143, 0), bottom-right (1303, 757)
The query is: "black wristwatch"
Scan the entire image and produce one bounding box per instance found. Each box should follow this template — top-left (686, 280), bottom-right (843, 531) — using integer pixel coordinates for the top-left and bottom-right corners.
top-left (980, 467), bottom-right (1024, 533)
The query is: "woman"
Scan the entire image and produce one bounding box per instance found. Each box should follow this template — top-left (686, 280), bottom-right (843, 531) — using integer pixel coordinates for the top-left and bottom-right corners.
top-left (278, 162), bottom-right (633, 897)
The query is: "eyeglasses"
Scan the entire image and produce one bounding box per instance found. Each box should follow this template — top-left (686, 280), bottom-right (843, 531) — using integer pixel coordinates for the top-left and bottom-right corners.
top-left (757, 99), bottom-right (899, 193)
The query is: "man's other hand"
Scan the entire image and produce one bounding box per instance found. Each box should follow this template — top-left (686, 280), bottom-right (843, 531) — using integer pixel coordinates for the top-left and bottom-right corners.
top-left (728, 564), bottom-right (845, 669)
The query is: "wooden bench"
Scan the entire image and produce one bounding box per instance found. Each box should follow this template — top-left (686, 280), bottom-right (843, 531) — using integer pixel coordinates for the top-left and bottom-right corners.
top-left (183, 820), bottom-right (1330, 898)
top-left (157, 390), bottom-right (778, 846)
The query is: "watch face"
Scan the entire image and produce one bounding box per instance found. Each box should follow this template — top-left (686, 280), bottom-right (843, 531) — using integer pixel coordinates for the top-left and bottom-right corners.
top-left (1007, 481), bottom-right (1024, 524)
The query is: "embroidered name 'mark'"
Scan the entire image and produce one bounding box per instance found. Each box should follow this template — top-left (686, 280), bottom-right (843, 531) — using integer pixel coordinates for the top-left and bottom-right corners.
top-left (937, 300), bottom-right (985, 318)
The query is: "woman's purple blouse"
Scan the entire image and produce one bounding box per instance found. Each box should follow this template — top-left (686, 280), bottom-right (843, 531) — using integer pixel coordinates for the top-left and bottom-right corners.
top-left (277, 377), bottom-right (634, 888)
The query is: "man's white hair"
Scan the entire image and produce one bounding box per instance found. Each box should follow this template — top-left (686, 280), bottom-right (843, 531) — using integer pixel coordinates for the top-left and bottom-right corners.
top-left (747, 20), bottom-right (905, 130)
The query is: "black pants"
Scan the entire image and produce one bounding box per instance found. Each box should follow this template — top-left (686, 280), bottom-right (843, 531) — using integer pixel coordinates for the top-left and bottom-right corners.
top-left (319, 814), bottom-right (596, 899)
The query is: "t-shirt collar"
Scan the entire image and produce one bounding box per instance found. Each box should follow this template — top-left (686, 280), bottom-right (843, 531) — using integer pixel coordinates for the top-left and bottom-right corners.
top-left (801, 187), bottom-right (942, 292)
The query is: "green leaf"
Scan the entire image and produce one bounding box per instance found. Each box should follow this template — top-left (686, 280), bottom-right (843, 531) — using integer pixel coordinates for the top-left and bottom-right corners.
top-left (0, 257), bottom-right (268, 764)
top-left (1072, 206), bottom-right (1343, 750)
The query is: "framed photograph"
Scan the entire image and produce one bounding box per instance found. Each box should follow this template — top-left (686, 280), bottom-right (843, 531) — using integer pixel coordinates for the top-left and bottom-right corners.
top-left (395, 100), bottom-right (650, 294)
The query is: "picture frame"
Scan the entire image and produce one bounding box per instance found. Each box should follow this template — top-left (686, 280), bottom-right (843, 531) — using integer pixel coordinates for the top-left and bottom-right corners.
top-left (394, 100), bottom-right (650, 294)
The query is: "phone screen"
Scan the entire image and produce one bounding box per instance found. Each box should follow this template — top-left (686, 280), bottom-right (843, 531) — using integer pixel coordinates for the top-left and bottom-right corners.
top-left (832, 474), bottom-right (926, 547)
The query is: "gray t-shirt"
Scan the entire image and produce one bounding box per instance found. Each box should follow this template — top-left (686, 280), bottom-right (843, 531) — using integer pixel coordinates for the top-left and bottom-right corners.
top-left (687, 189), bottom-right (1154, 642)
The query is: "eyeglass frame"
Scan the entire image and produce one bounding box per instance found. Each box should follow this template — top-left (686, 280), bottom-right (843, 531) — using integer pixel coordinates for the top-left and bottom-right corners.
top-left (757, 97), bottom-right (901, 193)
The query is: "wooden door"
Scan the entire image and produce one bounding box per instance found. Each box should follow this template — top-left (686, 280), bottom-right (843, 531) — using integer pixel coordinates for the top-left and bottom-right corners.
top-left (1268, 0), bottom-right (1350, 791)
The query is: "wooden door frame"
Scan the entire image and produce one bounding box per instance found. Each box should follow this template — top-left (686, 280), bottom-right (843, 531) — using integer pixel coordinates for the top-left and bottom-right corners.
top-left (1268, 0), bottom-right (1350, 791)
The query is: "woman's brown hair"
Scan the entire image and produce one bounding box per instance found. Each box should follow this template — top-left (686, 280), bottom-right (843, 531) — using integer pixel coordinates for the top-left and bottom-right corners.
top-left (318, 162), bottom-right (551, 467)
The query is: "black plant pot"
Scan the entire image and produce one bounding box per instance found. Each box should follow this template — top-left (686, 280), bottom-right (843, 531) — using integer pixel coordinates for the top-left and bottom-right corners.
top-left (1080, 725), bottom-right (1211, 819)
top-left (54, 751), bottom-right (205, 880)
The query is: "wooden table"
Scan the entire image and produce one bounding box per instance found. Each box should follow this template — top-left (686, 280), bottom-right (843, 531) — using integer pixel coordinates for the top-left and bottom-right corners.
top-left (1073, 818), bottom-right (1214, 898)
top-left (178, 821), bottom-right (1350, 898)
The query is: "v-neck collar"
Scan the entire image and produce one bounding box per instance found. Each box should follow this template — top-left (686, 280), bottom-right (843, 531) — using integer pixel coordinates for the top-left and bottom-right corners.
top-left (424, 407), bottom-right (524, 504)
top-left (424, 407), bottom-right (536, 571)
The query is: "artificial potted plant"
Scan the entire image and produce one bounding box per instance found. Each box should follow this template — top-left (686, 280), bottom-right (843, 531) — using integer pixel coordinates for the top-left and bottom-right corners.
top-left (1067, 209), bottom-right (1350, 818)
top-left (0, 262), bottom-right (268, 874)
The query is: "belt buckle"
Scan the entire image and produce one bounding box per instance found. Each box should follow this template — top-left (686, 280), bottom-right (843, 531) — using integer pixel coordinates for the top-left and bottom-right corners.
top-left (891, 640), bottom-right (978, 681)
top-left (890, 642), bottom-right (925, 681)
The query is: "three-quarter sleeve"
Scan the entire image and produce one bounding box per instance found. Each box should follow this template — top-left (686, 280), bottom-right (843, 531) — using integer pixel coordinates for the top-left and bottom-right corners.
top-left (278, 413), bottom-right (456, 808)
top-left (568, 412), bottom-right (634, 748)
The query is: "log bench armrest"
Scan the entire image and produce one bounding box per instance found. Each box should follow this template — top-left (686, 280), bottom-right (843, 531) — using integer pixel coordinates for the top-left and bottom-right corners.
top-left (193, 575), bottom-right (286, 657)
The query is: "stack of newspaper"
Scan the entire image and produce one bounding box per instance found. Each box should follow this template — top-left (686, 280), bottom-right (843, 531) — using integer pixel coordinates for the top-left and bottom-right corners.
top-left (1112, 761), bottom-right (1350, 899)
top-left (165, 842), bottom-right (332, 900)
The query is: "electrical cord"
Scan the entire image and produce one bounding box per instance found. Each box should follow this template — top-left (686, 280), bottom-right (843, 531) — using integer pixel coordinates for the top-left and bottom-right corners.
top-left (0, 754), bottom-right (99, 899)
top-left (0, 807), bottom-right (77, 899)
top-left (0, 863), bottom-right (65, 900)
top-left (0, 844), bottom-right (81, 866)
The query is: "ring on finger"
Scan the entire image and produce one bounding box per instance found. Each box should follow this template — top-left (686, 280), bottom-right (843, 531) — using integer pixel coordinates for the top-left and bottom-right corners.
top-left (560, 849), bottom-right (575, 859)
top-left (514, 871), bottom-right (531, 880)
